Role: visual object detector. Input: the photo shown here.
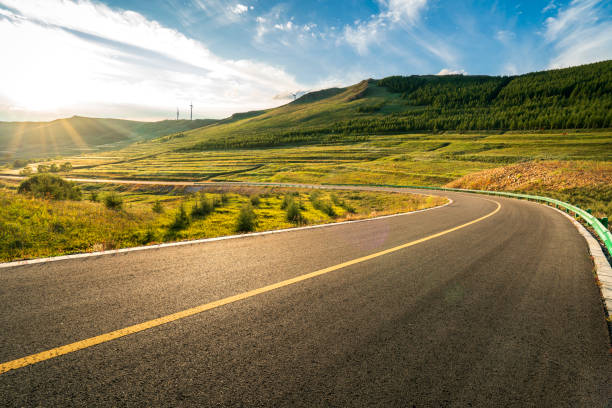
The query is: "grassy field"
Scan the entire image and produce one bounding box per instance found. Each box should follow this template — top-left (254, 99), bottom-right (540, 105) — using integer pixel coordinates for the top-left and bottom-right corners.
top-left (6, 130), bottom-right (610, 219)
top-left (13, 131), bottom-right (609, 182)
top-left (0, 179), bottom-right (446, 262)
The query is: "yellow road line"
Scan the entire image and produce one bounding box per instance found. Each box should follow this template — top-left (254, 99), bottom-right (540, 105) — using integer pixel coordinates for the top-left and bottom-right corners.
top-left (0, 200), bottom-right (501, 375)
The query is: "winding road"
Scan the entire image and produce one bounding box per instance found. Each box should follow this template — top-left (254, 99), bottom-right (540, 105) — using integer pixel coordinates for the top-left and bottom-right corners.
top-left (0, 186), bottom-right (610, 407)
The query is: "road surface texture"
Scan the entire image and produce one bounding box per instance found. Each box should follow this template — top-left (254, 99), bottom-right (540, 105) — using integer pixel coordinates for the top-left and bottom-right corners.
top-left (1, 188), bottom-right (610, 407)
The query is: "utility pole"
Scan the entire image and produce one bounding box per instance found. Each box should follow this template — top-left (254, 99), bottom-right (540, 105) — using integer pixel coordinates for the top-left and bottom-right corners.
top-left (190, 102), bottom-right (193, 121)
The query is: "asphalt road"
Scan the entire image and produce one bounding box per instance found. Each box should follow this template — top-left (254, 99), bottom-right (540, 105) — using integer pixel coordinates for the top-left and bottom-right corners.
top-left (0, 188), bottom-right (610, 407)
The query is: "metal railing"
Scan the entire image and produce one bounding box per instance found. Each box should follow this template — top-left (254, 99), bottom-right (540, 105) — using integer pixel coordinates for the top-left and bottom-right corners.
top-left (401, 185), bottom-right (612, 258)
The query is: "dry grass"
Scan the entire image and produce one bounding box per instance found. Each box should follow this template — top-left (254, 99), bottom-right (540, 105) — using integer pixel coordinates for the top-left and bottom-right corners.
top-left (446, 160), bottom-right (612, 217)
top-left (446, 160), bottom-right (612, 191)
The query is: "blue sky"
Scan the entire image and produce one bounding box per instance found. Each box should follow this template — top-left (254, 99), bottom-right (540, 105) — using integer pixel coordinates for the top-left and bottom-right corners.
top-left (0, 0), bottom-right (610, 121)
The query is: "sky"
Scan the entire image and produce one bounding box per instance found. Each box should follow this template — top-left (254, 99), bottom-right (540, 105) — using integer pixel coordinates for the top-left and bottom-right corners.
top-left (0, 0), bottom-right (610, 122)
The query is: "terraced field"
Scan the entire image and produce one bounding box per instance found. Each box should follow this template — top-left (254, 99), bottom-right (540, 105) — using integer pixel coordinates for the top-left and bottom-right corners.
top-left (29, 131), bottom-right (608, 186)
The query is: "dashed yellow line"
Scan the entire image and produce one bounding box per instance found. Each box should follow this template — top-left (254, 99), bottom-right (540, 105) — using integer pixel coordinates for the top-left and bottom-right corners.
top-left (0, 200), bottom-right (501, 375)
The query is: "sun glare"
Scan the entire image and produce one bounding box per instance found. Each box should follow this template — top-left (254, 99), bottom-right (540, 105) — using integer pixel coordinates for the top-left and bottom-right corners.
top-left (1, 16), bottom-right (113, 113)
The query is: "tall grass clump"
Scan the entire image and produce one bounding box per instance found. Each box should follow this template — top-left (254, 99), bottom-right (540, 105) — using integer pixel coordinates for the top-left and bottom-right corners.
top-left (191, 193), bottom-right (214, 217)
top-left (171, 203), bottom-right (191, 230)
top-left (331, 193), bottom-right (356, 213)
top-left (104, 192), bottom-right (123, 210)
top-left (236, 203), bottom-right (256, 232)
top-left (286, 200), bottom-right (305, 224)
top-left (310, 192), bottom-right (336, 217)
top-left (18, 174), bottom-right (81, 200)
top-left (152, 200), bottom-right (164, 214)
top-left (250, 194), bottom-right (261, 207)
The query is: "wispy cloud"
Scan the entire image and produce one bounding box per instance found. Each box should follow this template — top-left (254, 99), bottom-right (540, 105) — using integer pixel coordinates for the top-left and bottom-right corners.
top-left (192, 0), bottom-right (252, 24)
top-left (338, 0), bottom-right (460, 68)
top-left (495, 29), bottom-right (516, 43)
top-left (542, 1), bottom-right (557, 13)
top-left (342, 18), bottom-right (387, 55)
top-left (384, 0), bottom-right (429, 23)
top-left (544, 0), bottom-right (612, 68)
top-left (0, 0), bottom-right (304, 120)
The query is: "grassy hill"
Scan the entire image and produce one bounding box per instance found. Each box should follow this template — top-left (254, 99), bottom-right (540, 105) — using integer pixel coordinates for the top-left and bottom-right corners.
top-left (105, 60), bottom-right (610, 155)
top-left (0, 116), bottom-right (217, 163)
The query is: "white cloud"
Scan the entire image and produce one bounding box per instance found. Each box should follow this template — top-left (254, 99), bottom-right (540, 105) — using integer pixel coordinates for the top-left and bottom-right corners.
top-left (542, 0), bottom-right (557, 13)
top-left (341, 0), bottom-right (429, 55)
top-left (495, 30), bottom-right (516, 43)
top-left (436, 68), bottom-right (467, 75)
top-left (230, 4), bottom-right (248, 15)
top-left (0, 0), bottom-right (305, 120)
top-left (274, 21), bottom-right (294, 31)
top-left (342, 19), bottom-right (385, 55)
top-left (384, 0), bottom-right (429, 23)
top-left (544, 0), bottom-right (612, 68)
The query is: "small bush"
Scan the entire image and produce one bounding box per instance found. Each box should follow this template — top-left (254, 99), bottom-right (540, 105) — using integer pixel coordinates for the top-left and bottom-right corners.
top-left (220, 193), bottom-right (230, 205)
top-left (49, 163), bottom-right (59, 172)
top-left (152, 200), bottom-right (164, 214)
top-left (142, 229), bottom-right (157, 244)
top-left (343, 203), bottom-right (357, 213)
top-left (330, 193), bottom-right (342, 206)
top-left (236, 203), bottom-right (256, 232)
top-left (18, 174), bottom-right (81, 200)
top-left (19, 167), bottom-right (33, 176)
top-left (90, 192), bottom-right (99, 202)
top-left (12, 159), bottom-right (29, 169)
top-left (59, 162), bottom-right (72, 172)
top-left (171, 203), bottom-right (191, 230)
top-left (191, 193), bottom-right (214, 217)
top-left (250, 195), bottom-right (261, 207)
top-left (280, 194), bottom-right (293, 210)
top-left (286, 201), bottom-right (304, 224)
top-left (104, 192), bottom-right (123, 210)
top-left (37, 164), bottom-right (49, 173)
top-left (311, 194), bottom-right (336, 217)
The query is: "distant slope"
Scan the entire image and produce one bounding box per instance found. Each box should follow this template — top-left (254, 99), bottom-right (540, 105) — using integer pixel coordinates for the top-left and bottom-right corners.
top-left (124, 61), bottom-right (611, 155)
top-left (0, 116), bottom-right (217, 162)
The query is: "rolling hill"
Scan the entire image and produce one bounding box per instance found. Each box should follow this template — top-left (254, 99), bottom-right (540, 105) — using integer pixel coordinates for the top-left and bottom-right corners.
top-left (113, 60), bottom-right (612, 155)
top-left (0, 116), bottom-right (217, 163)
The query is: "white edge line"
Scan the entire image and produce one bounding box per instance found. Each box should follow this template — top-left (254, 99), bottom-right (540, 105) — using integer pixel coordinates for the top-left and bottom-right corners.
top-left (543, 204), bottom-right (612, 316)
top-left (0, 196), bottom-right (453, 270)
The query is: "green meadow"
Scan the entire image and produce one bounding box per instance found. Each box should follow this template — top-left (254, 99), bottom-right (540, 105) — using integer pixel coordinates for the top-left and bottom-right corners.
top-left (25, 131), bottom-right (609, 184)
top-left (0, 178), bottom-right (445, 262)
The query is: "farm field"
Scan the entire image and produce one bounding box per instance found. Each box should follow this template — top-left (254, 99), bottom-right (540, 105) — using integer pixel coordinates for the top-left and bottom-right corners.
top-left (0, 178), bottom-right (446, 262)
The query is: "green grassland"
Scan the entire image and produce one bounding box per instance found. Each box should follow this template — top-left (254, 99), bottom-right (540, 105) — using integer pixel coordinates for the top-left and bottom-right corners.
top-left (53, 130), bottom-right (609, 185)
top-left (0, 179), bottom-right (445, 262)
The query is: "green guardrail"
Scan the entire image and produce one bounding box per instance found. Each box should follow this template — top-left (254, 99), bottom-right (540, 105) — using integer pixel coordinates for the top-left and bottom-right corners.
top-left (401, 185), bottom-right (612, 259)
